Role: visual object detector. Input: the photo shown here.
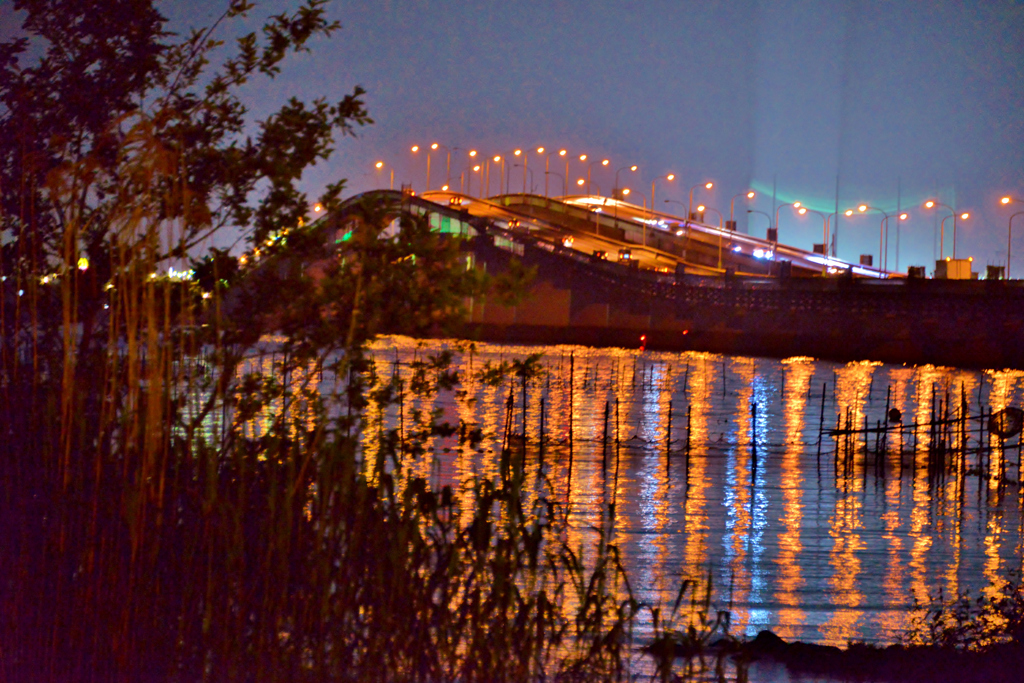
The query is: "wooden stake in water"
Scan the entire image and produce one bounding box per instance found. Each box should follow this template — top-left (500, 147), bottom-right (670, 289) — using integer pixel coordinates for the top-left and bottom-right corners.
top-left (539, 397), bottom-right (546, 468)
top-left (567, 351), bottom-right (575, 507)
top-left (685, 404), bottom-right (692, 487)
top-left (602, 401), bottom-right (610, 474)
top-left (666, 400), bottom-right (672, 481)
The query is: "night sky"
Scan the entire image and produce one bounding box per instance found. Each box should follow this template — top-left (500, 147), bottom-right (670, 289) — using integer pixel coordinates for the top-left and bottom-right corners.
top-left (7, 1), bottom-right (1024, 271)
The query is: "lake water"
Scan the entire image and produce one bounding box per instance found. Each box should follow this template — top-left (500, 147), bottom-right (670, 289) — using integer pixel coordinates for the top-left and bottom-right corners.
top-left (351, 336), bottom-right (1024, 651)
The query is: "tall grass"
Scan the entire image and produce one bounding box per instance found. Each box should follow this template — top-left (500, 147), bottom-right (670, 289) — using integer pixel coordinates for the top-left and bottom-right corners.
top-left (0, 142), bottom-right (740, 679)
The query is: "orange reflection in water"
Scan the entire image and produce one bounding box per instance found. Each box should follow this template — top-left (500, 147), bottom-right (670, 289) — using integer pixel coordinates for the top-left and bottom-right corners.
top-left (772, 357), bottom-right (813, 641)
top-left (722, 356), bottom-right (755, 634)
top-left (681, 353), bottom-right (716, 583)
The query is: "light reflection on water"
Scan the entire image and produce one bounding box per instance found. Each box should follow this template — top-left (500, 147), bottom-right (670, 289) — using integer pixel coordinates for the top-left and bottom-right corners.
top-left (369, 338), bottom-right (1024, 647)
top-left (231, 336), bottom-right (1024, 648)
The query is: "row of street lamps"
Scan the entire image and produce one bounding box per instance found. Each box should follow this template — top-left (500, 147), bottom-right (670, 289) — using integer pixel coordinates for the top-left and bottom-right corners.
top-left (374, 146), bottom-right (1022, 276)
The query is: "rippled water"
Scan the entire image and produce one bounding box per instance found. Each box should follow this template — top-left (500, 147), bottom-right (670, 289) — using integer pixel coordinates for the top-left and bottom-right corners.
top-left (351, 337), bottom-right (1024, 649)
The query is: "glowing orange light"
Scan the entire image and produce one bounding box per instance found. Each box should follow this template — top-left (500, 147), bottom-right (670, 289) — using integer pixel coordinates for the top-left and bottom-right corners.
top-left (602, 159), bottom-right (609, 166)
top-left (667, 174), bottom-right (675, 181)
top-left (469, 150), bottom-right (477, 157)
top-left (798, 207), bottom-right (807, 215)
top-left (411, 145), bottom-right (419, 152)
top-left (375, 161), bottom-right (383, 169)
top-left (577, 178), bottom-right (585, 186)
top-left (705, 182), bottom-right (713, 189)
top-left (514, 149), bottom-right (522, 156)
top-left (430, 143), bottom-right (438, 150)
top-left (622, 188), bottom-right (630, 195)
top-left (697, 204), bottom-right (706, 212)
top-left (473, 165), bottom-right (480, 172)
top-left (1001, 197), bottom-right (1011, 205)
top-left (537, 147), bottom-right (544, 154)
top-left (925, 200), bottom-right (935, 208)
top-left (845, 209), bottom-right (854, 216)
top-left (493, 155), bottom-right (500, 162)
top-left (899, 213), bottom-right (908, 220)
top-left (579, 154), bottom-right (587, 161)
top-left (630, 165), bottom-right (637, 171)
top-left (559, 149), bottom-right (566, 156)
top-left (858, 204), bottom-right (867, 212)
top-left (441, 184), bottom-right (449, 191)
top-left (313, 203), bottom-right (323, 213)
top-left (793, 201), bottom-right (802, 208)
top-left (747, 191), bottom-right (755, 198)
top-left (961, 212), bottom-right (969, 219)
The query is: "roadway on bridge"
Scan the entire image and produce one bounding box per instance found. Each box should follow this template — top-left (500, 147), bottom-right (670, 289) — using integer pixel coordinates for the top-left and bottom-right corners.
top-left (423, 190), bottom-right (888, 279)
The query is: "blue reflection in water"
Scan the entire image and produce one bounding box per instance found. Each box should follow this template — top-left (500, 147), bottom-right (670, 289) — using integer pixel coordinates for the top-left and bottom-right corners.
top-left (328, 337), bottom-right (1024, 648)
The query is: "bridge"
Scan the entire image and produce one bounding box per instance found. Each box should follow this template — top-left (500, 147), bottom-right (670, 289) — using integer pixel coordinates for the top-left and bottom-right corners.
top-left (420, 190), bottom-right (887, 279)
top-left (319, 190), bottom-right (1024, 369)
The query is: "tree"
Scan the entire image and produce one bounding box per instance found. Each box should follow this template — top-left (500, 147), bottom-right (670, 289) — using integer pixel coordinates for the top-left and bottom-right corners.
top-left (0, 2), bottom-right (477, 677)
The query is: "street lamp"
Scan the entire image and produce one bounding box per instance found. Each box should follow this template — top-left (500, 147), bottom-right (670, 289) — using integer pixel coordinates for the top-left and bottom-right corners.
top-left (879, 212), bottom-right (908, 271)
top-left (410, 144), bottom-right (431, 191)
top-left (1000, 196), bottom-right (1023, 278)
top-left (586, 158), bottom-right (610, 195)
top-left (729, 191), bottom-right (755, 226)
top-left (795, 205), bottom-right (831, 257)
top-left (747, 209), bottom-right (773, 240)
top-left (430, 143), bottom-right (453, 189)
top-left (699, 205), bottom-right (726, 268)
top-left (374, 160), bottom-right (394, 190)
top-left (545, 148), bottom-right (567, 197)
top-left (688, 181), bottom-right (713, 219)
top-left (500, 149), bottom-right (523, 195)
top-left (775, 202), bottom-right (801, 244)
top-left (843, 202), bottom-right (901, 270)
top-left (614, 164), bottom-right (637, 197)
top-left (469, 163), bottom-right (481, 198)
top-left (578, 177), bottom-right (602, 196)
top-left (651, 173), bottom-right (675, 221)
top-left (546, 170), bottom-right (566, 197)
top-left (923, 200), bottom-right (968, 260)
top-left (514, 164), bottom-right (535, 193)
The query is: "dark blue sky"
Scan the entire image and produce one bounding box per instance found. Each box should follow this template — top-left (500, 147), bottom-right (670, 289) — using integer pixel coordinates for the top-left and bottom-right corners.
top-left (292, 0), bottom-right (1022, 272)
top-left (8, 1), bottom-right (1024, 271)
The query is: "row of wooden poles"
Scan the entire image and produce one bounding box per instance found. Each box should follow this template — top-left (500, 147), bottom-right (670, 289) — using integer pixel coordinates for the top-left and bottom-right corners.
top-left (223, 349), bottom-right (1022, 502)
top-left (826, 381), bottom-right (1023, 494)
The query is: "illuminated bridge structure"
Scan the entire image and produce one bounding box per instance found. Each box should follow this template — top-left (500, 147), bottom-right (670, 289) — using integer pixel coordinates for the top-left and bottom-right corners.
top-left (324, 190), bottom-right (1024, 369)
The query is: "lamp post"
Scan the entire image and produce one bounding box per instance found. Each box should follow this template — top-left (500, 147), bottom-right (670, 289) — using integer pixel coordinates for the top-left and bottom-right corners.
top-left (514, 164), bottom-right (535, 193)
top-left (467, 150), bottom-right (480, 196)
top-left (796, 205), bottom-right (829, 256)
top-left (502, 149), bottom-right (523, 195)
top-left (614, 164), bottom-right (637, 197)
top-left (700, 205), bottom-right (726, 268)
top-left (469, 163), bottom-right (481, 198)
top-left (775, 202), bottom-right (801, 244)
top-left (586, 158), bottom-right (610, 195)
top-left (879, 212), bottom-right (908, 271)
top-left (651, 173), bottom-right (675, 221)
top-left (545, 149), bottom-right (567, 197)
top-left (688, 181), bottom-right (713, 219)
top-left (844, 204), bottom-right (890, 269)
top-left (546, 170), bottom-right (566, 197)
top-left (1000, 197), bottom-right (1023, 278)
top-left (410, 144), bottom-right (430, 191)
top-left (430, 143), bottom-right (453, 189)
top-left (923, 200), bottom-right (968, 260)
top-left (374, 160), bottom-right (394, 190)
top-left (729, 191), bottom-right (755, 225)
top-left (747, 209), bottom-right (772, 239)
